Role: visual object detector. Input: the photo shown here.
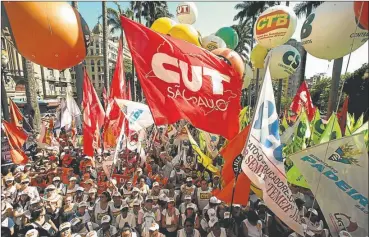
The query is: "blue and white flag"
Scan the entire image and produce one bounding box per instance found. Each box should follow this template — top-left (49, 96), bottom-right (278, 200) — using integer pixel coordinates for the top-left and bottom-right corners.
top-left (241, 66), bottom-right (303, 235)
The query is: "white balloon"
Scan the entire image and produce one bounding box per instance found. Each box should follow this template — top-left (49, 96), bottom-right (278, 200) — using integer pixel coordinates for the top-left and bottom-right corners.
top-left (301, 2), bottom-right (368, 60)
top-left (242, 63), bottom-right (253, 89)
top-left (267, 45), bottom-right (301, 79)
top-left (202, 35), bottom-right (226, 51)
top-left (254, 6), bottom-right (297, 49)
top-left (176, 2), bottom-right (198, 25)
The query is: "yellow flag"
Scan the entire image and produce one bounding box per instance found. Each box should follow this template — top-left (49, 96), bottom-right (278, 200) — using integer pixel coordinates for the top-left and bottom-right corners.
top-left (310, 108), bottom-right (325, 145)
top-left (186, 127), bottom-right (218, 173)
top-left (280, 115), bottom-right (289, 135)
top-left (319, 113), bottom-right (342, 144)
top-left (199, 132), bottom-right (206, 151)
top-left (250, 183), bottom-right (263, 199)
top-left (239, 106), bottom-right (249, 130)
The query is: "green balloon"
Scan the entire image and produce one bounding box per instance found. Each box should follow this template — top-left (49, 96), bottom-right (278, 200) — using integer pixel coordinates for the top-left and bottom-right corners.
top-left (215, 27), bottom-right (239, 50)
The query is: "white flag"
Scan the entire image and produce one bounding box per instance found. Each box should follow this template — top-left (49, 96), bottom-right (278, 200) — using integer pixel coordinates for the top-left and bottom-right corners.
top-left (241, 67), bottom-right (303, 235)
top-left (289, 134), bottom-right (368, 237)
top-left (115, 99), bottom-right (154, 131)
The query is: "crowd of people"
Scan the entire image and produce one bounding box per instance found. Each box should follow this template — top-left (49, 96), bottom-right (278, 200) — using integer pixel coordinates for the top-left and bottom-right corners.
top-left (1, 125), bottom-right (353, 237)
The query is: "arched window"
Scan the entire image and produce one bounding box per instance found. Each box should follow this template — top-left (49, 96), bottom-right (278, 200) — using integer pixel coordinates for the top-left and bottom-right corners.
top-left (91, 60), bottom-right (95, 66)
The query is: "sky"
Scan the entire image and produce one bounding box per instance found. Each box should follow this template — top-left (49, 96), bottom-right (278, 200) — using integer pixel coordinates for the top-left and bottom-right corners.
top-left (77, 1), bottom-right (368, 79)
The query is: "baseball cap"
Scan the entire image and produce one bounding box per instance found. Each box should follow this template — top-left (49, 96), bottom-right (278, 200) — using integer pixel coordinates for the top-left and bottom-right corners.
top-left (84, 156), bottom-right (92, 160)
top-left (184, 195), bottom-right (191, 200)
top-left (137, 168), bottom-right (142, 172)
top-left (86, 231), bottom-right (98, 237)
top-left (308, 208), bottom-right (318, 216)
top-left (101, 215), bottom-right (111, 224)
top-left (45, 184), bottom-right (56, 191)
top-left (186, 177), bottom-right (193, 182)
top-left (208, 217), bottom-right (219, 228)
top-left (78, 202), bottom-right (88, 208)
top-left (77, 187), bottom-right (85, 192)
top-left (52, 176), bottom-right (61, 182)
top-left (59, 222), bottom-right (71, 232)
top-left (232, 204), bottom-right (241, 208)
top-left (148, 223), bottom-right (159, 231)
top-left (186, 203), bottom-right (196, 209)
top-left (168, 197), bottom-right (175, 203)
top-left (70, 217), bottom-right (82, 226)
top-left (146, 196), bottom-right (153, 201)
top-left (112, 191), bottom-right (121, 197)
top-left (133, 200), bottom-right (141, 206)
top-left (153, 182), bottom-right (159, 187)
top-left (132, 187), bottom-right (140, 192)
top-left (209, 196), bottom-right (221, 204)
top-left (69, 177), bottom-right (77, 181)
top-left (25, 229), bottom-right (39, 237)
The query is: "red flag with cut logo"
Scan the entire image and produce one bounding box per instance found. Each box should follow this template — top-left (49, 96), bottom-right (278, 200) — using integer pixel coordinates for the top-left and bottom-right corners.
top-left (83, 69), bottom-right (105, 156)
top-left (290, 81), bottom-right (316, 121)
top-left (2, 120), bottom-right (28, 164)
top-left (120, 16), bottom-right (241, 139)
top-left (9, 99), bottom-right (23, 127)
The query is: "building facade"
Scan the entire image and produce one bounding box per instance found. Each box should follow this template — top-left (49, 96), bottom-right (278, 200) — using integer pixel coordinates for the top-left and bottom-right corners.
top-left (74, 22), bottom-right (132, 97)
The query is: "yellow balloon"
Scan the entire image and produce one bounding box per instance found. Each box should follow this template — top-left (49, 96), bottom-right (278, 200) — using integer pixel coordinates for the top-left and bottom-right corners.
top-left (150, 17), bottom-right (177, 35)
top-left (168, 23), bottom-right (201, 46)
top-left (250, 44), bottom-right (268, 69)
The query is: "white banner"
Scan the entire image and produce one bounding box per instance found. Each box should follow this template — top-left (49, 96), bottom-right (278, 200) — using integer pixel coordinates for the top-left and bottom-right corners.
top-left (290, 134), bottom-right (368, 237)
top-left (115, 99), bottom-right (154, 131)
top-left (241, 67), bottom-right (303, 235)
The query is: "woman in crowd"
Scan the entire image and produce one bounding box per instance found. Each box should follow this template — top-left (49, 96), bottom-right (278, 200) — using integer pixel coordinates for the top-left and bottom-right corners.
top-left (93, 191), bottom-right (111, 225)
top-left (59, 195), bottom-right (76, 223)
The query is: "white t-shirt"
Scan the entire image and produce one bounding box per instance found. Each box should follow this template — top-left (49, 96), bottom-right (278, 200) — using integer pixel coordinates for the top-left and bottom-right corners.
top-left (116, 212), bottom-right (136, 230)
top-left (207, 228), bottom-right (227, 237)
top-left (94, 201), bottom-right (110, 225)
top-left (109, 201), bottom-right (123, 225)
top-left (243, 219), bottom-right (263, 237)
top-left (162, 208), bottom-right (180, 232)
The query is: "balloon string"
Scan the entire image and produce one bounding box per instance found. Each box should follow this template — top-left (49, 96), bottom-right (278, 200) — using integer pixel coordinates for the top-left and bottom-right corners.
top-left (304, 3), bottom-right (364, 237)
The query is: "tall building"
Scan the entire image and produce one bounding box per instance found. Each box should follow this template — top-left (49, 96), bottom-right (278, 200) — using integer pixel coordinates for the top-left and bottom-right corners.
top-left (1, 35), bottom-right (75, 113)
top-left (74, 22), bottom-right (132, 97)
top-left (305, 72), bottom-right (326, 88)
top-left (284, 39), bottom-right (305, 98)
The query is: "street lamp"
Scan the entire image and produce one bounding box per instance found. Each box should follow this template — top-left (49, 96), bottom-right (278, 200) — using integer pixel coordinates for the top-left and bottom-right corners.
top-left (1, 51), bottom-right (10, 121)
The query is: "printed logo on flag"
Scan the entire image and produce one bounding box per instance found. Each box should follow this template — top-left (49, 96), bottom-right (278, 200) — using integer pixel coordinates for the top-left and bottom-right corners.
top-left (328, 144), bottom-right (362, 166)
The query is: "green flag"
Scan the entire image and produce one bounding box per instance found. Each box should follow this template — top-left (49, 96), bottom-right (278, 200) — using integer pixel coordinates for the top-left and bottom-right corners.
top-left (239, 106), bottom-right (249, 131)
top-left (291, 111), bottom-right (310, 153)
top-left (345, 112), bottom-right (355, 136)
top-left (319, 113), bottom-right (342, 144)
top-left (310, 108), bottom-right (326, 145)
top-left (280, 114), bottom-right (289, 135)
top-left (286, 165), bottom-right (310, 189)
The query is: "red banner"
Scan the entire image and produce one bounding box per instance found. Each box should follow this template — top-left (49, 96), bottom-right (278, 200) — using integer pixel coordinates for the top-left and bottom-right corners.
top-left (120, 16), bottom-right (241, 139)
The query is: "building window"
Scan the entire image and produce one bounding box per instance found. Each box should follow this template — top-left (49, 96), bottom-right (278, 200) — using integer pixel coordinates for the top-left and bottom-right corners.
top-left (91, 66), bottom-right (95, 72)
top-left (49, 70), bottom-right (54, 76)
top-left (60, 71), bottom-right (64, 78)
top-left (49, 83), bottom-right (55, 95)
top-left (99, 83), bottom-right (101, 87)
top-left (91, 60), bottom-right (95, 66)
top-left (90, 48), bottom-right (93, 55)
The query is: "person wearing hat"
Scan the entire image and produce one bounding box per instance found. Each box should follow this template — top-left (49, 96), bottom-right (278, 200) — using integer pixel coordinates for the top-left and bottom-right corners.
top-left (2, 174), bottom-right (16, 202)
top-left (120, 223), bottom-right (138, 237)
top-left (65, 176), bottom-right (80, 198)
top-left (13, 190), bottom-right (31, 231)
top-left (194, 179), bottom-right (212, 214)
top-left (161, 197), bottom-right (179, 237)
top-left (75, 202), bottom-right (92, 224)
top-left (1, 194), bottom-right (15, 236)
top-left (126, 187), bottom-right (143, 208)
top-left (202, 196), bottom-right (221, 217)
top-left (179, 203), bottom-right (200, 230)
top-left (121, 180), bottom-right (134, 199)
top-left (116, 203), bottom-right (137, 231)
top-left (59, 222), bottom-right (72, 237)
top-left (208, 217), bottom-right (227, 237)
top-left (85, 230), bottom-right (98, 237)
top-left (255, 201), bottom-right (271, 236)
top-left (180, 177), bottom-right (196, 203)
top-left (96, 215), bottom-right (117, 237)
top-left (70, 217), bottom-right (98, 236)
top-left (179, 195), bottom-right (198, 215)
top-left (19, 175), bottom-right (40, 200)
top-left (149, 182), bottom-right (161, 197)
top-left (109, 191), bottom-right (124, 226)
top-left (74, 187), bottom-right (86, 204)
top-left (86, 188), bottom-right (98, 210)
top-left (138, 196), bottom-right (161, 236)
top-left (177, 217), bottom-right (201, 237)
top-left (302, 208), bottom-right (324, 237)
top-left (79, 156), bottom-right (93, 174)
top-left (52, 176), bottom-right (64, 195)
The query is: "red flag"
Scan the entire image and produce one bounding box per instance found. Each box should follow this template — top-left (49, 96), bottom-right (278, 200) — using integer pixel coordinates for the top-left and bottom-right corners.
top-left (338, 96), bottom-right (349, 134)
top-left (110, 39), bottom-right (128, 100)
top-left (2, 120), bottom-right (28, 164)
top-left (120, 16), bottom-right (241, 140)
top-left (214, 173), bottom-right (250, 206)
top-left (9, 99), bottom-right (23, 127)
top-left (290, 81), bottom-right (316, 121)
top-left (83, 69), bottom-right (105, 156)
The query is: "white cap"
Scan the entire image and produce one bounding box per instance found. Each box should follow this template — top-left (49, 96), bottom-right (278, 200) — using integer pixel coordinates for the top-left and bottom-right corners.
top-left (186, 203), bottom-right (196, 209)
top-left (59, 222), bottom-right (71, 232)
top-left (85, 231), bottom-right (98, 237)
top-left (148, 223), bottom-right (159, 231)
top-left (184, 195), bottom-right (192, 200)
top-left (168, 197), bottom-right (175, 203)
top-left (52, 177), bottom-right (61, 181)
top-left (186, 177), bottom-right (193, 182)
top-left (4, 176), bottom-right (14, 181)
top-left (146, 196), bottom-right (153, 201)
top-left (30, 198), bottom-right (41, 205)
top-left (78, 202), bottom-right (88, 208)
top-left (208, 217), bottom-right (219, 228)
top-left (25, 229), bottom-right (39, 237)
top-left (209, 196), bottom-right (221, 204)
top-left (101, 215), bottom-right (111, 224)
top-left (258, 201), bottom-right (266, 207)
top-left (77, 187), bottom-right (85, 192)
top-left (132, 187), bottom-right (140, 192)
top-left (232, 204), bottom-right (241, 208)
top-left (339, 231), bottom-right (352, 237)
top-left (153, 182), bottom-right (159, 187)
top-left (88, 188), bottom-right (97, 194)
top-left (159, 194), bottom-right (167, 201)
top-left (84, 156), bottom-right (92, 160)
top-left (45, 184), bottom-right (56, 190)
top-left (63, 147), bottom-right (70, 150)
top-left (224, 211), bottom-right (230, 219)
top-left (70, 217), bottom-right (82, 226)
top-left (308, 208), bottom-right (318, 216)
top-left (112, 191), bottom-right (121, 197)
top-left (69, 177), bottom-right (77, 181)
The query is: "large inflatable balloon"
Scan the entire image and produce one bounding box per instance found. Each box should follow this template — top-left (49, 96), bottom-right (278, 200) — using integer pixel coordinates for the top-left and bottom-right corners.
top-left (2, 2), bottom-right (90, 70)
top-left (168, 24), bottom-right (201, 46)
top-left (267, 45), bottom-right (300, 79)
top-left (202, 35), bottom-right (226, 51)
top-left (250, 44), bottom-right (268, 69)
top-left (151, 17), bottom-right (177, 35)
top-left (254, 6), bottom-right (297, 49)
top-left (301, 2), bottom-right (368, 60)
top-left (215, 27), bottom-right (239, 50)
top-left (354, 1), bottom-right (369, 31)
top-left (176, 2), bottom-right (198, 25)
top-left (242, 63), bottom-right (253, 89)
top-left (211, 48), bottom-right (244, 77)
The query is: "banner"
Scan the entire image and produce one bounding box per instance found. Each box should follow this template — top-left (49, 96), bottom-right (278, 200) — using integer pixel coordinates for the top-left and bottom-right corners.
top-left (240, 67), bottom-right (303, 235)
top-left (290, 134), bottom-right (368, 237)
top-left (121, 16), bottom-right (242, 140)
top-left (186, 126), bottom-right (218, 173)
top-left (198, 130), bottom-right (219, 158)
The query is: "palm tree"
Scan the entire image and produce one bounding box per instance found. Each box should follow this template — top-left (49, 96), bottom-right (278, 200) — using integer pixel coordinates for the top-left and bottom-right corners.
top-left (102, 2), bottom-right (110, 95)
top-left (232, 20), bottom-right (253, 62)
top-left (22, 57), bottom-right (41, 130)
top-left (294, 1), bottom-right (323, 86)
top-left (142, 2), bottom-right (173, 27)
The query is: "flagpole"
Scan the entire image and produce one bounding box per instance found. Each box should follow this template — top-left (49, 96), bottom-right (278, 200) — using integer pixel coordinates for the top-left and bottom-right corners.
top-left (229, 57), bottom-right (270, 219)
